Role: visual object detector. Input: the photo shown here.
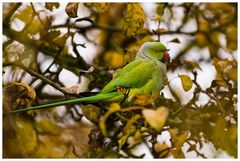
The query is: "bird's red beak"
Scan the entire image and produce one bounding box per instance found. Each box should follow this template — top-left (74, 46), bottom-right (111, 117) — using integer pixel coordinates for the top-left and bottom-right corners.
top-left (163, 51), bottom-right (170, 64)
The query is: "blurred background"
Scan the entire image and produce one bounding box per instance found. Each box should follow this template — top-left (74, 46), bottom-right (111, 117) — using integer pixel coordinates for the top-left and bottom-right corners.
top-left (2, 2), bottom-right (237, 158)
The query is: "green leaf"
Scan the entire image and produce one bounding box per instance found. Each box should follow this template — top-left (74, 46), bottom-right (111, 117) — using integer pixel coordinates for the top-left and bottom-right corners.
top-left (99, 103), bottom-right (121, 136)
top-left (142, 106), bottom-right (169, 132)
top-left (178, 74), bottom-right (193, 92)
top-left (65, 3), bottom-right (79, 18)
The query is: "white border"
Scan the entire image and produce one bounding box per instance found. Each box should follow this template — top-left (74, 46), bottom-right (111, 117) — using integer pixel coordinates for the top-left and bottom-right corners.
top-left (0, 0), bottom-right (240, 3)
top-left (0, 1), bottom-right (2, 159)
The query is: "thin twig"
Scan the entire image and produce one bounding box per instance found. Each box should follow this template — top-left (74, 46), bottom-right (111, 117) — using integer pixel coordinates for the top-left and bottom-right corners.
top-left (30, 3), bottom-right (45, 26)
top-left (3, 3), bottom-right (22, 27)
top-left (3, 61), bottom-right (78, 97)
top-left (119, 106), bottom-right (144, 112)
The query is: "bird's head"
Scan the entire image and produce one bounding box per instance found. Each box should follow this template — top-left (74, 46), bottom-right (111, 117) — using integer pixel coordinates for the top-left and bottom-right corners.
top-left (137, 42), bottom-right (170, 64)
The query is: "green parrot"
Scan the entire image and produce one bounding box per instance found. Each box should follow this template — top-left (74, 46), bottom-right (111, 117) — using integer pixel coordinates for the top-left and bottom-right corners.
top-left (6, 42), bottom-right (170, 114)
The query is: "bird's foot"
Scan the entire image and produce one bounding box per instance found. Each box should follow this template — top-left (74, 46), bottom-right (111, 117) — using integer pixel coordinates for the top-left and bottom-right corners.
top-left (117, 86), bottom-right (130, 103)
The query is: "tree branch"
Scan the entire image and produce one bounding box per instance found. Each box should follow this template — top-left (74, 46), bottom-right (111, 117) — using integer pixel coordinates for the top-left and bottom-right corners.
top-left (3, 3), bottom-right (22, 27)
top-left (3, 61), bottom-right (79, 97)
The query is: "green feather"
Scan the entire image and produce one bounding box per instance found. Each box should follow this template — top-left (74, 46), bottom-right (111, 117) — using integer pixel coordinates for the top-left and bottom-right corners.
top-left (5, 92), bottom-right (124, 114)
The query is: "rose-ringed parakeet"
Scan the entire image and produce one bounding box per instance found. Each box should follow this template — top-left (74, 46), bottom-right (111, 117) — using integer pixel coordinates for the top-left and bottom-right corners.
top-left (6, 42), bottom-right (170, 114)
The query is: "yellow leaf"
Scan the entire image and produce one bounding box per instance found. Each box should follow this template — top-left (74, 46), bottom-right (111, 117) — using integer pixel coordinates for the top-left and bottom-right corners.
top-left (212, 58), bottom-right (237, 84)
top-left (25, 17), bottom-right (43, 34)
top-left (156, 3), bottom-right (167, 15)
top-left (205, 3), bottom-right (235, 26)
top-left (211, 80), bottom-right (228, 88)
top-left (133, 93), bottom-right (159, 106)
top-left (99, 103), bottom-right (121, 136)
top-left (195, 33), bottom-right (208, 48)
top-left (104, 51), bottom-right (125, 69)
top-left (133, 130), bottom-right (142, 142)
top-left (53, 34), bottom-right (69, 47)
top-left (118, 135), bottom-right (130, 149)
top-left (178, 74), bottom-right (193, 92)
top-left (13, 5), bottom-right (46, 34)
top-left (45, 3), bottom-right (60, 11)
top-left (118, 125), bottom-right (136, 149)
top-left (175, 132), bottom-right (188, 148)
top-left (118, 114), bottom-right (141, 148)
top-left (84, 3), bottom-right (110, 13)
top-left (228, 124), bottom-right (237, 142)
top-left (14, 82), bottom-right (36, 100)
top-left (154, 142), bottom-right (171, 158)
top-left (142, 106), bottom-right (169, 132)
top-left (226, 40), bottom-right (237, 51)
top-left (210, 31), bottom-right (221, 47)
top-left (210, 117), bottom-right (237, 157)
top-left (14, 5), bottom-right (34, 25)
top-left (65, 3), bottom-right (79, 18)
top-left (122, 3), bottom-right (145, 37)
top-left (82, 104), bottom-right (102, 123)
top-left (3, 115), bottom-right (37, 157)
top-left (226, 24), bottom-right (237, 41)
top-left (3, 82), bottom-right (36, 112)
top-left (183, 60), bottom-right (202, 71)
top-left (40, 41), bottom-right (59, 55)
top-left (228, 67), bottom-right (237, 84)
top-left (34, 113), bottom-right (61, 135)
top-left (32, 135), bottom-right (74, 158)
top-left (169, 128), bottom-right (188, 149)
top-left (198, 16), bottom-right (209, 32)
top-left (208, 44), bottom-right (218, 56)
top-left (171, 149), bottom-right (185, 158)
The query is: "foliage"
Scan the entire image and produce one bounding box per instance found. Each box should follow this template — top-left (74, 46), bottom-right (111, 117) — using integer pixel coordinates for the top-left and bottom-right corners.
top-left (2, 2), bottom-right (237, 158)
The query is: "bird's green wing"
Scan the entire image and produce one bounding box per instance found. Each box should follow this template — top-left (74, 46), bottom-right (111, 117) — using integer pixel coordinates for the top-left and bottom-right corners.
top-left (101, 59), bottom-right (159, 94)
top-left (130, 61), bottom-right (166, 95)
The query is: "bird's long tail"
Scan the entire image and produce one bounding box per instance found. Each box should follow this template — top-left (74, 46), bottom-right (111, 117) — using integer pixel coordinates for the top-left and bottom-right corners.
top-left (5, 92), bottom-right (124, 114)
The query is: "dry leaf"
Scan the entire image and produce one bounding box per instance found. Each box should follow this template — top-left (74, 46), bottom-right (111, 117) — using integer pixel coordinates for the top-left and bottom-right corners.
top-left (142, 106), bottom-right (169, 132)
